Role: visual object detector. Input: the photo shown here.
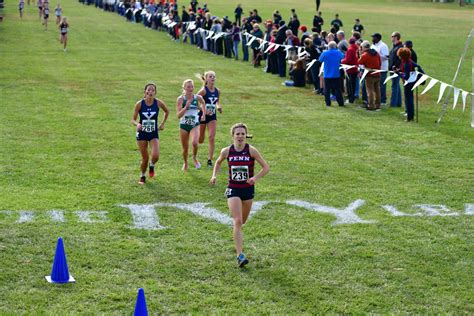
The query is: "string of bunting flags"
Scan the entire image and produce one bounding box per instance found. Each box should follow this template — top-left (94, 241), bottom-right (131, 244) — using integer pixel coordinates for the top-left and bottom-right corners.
top-left (159, 15), bottom-right (473, 112)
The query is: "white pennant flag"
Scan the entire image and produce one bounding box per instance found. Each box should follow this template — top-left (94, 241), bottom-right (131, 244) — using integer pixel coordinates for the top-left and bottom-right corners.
top-left (297, 47), bottom-right (303, 55)
top-left (360, 69), bottom-right (369, 83)
top-left (383, 72), bottom-right (398, 85)
top-left (206, 31), bottom-right (214, 39)
top-left (437, 82), bottom-right (450, 104)
top-left (404, 71), bottom-right (418, 85)
top-left (169, 22), bottom-right (177, 28)
top-left (246, 36), bottom-right (256, 46)
top-left (285, 48), bottom-right (290, 59)
top-left (273, 44), bottom-right (281, 51)
top-left (264, 43), bottom-right (276, 54)
top-left (452, 88), bottom-right (460, 109)
top-left (371, 69), bottom-right (384, 74)
top-left (319, 62), bottom-right (324, 77)
top-left (298, 50), bottom-right (308, 58)
top-left (421, 78), bottom-right (439, 95)
top-left (305, 59), bottom-right (317, 72)
top-left (258, 40), bottom-right (266, 50)
top-left (284, 45), bottom-right (292, 51)
top-left (461, 90), bottom-right (469, 112)
top-left (411, 74), bottom-right (429, 91)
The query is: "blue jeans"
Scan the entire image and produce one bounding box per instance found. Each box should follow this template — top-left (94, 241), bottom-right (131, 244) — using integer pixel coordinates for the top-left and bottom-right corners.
top-left (233, 41), bottom-right (239, 59)
top-left (380, 72), bottom-right (387, 104)
top-left (390, 76), bottom-right (402, 107)
top-left (242, 36), bottom-right (249, 61)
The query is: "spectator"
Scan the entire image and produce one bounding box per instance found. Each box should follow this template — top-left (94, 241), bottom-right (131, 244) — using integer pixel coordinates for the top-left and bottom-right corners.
top-left (275, 20), bottom-right (288, 77)
top-left (371, 33), bottom-right (389, 106)
top-left (241, 17), bottom-right (252, 61)
top-left (358, 40), bottom-right (381, 111)
top-left (266, 29), bottom-right (279, 74)
top-left (389, 31), bottom-right (403, 107)
top-left (341, 37), bottom-right (359, 104)
top-left (272, 10), bottom-right (282, 25)
top-left (330, 13), bottom-right (343, 32)
top-left (231, 22), bottom-right (241, 60)
top-left (300, 25), bottom-right (310, 43)
top-left (285, 29), bottom-right (300, 47)
top-left (234, 3), bottom-right (242, 26)
top-left (304, 38), bottom-right (321, 94)
top-left (190, 0), bottom-right (197, 12)
top-left (352, 18), bottom-right (364, 35)
top-left (252, 9), bottom-right (262, 23)
top-left (313, 11), bottom-right (323, 33)
top-left (404, 40), bottom-right (417, 63)
top-left (397, 47), bottom-right (424, 122)
top-left (284, 58), bottom-right (306, 87)
top-left (250, 23), bottom-right (263, 67)
top-left (336, 30), bottom-right (348, 53)
top-left (288, 14), bottom-right (300, 36)
top-left (222, 16), bottom-right (233, 58)
top-left (319, 41), bottom-right (345, 107)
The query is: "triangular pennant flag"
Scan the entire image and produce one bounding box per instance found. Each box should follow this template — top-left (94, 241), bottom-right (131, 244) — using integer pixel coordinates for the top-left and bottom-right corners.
top-left (384, 73), bottom-right (398, 85)
top-left (461, 90), bottom-right (469, 112)
top-left (412, 74), bottom-right (429, 91)
top-left (319, 62), bottom-right (324, 77)
top-left (285, 49), bottom-right (290, 59)
top-left (437, 82), bottom-right (450, 104)
top-left (246, 36), bottom-right (256, 46)
top-left (360, 69), bottom-right (369, 83)
top-left (206, 31), bottom-right (214, 40)
top-left (452, 88), bottom-right (460, 109)
top-left (258, 40), bottom-right (266, 50)
top-left (298, 51), bottom-right (308, 58)
top-left (404, 71), bottom-right (418, 85)
top-left (297, 47), bottom-right (303, 55)
top-left (273, 44), bottom-right (280, 51)
top-left (264, 43), bottom-right (276, 54)
top-left (371, 69), bottom-right (384, 74)
top-left (421, 78), bottom-right (439, 95)
top-left (305, 59), bottom-right (317, 72)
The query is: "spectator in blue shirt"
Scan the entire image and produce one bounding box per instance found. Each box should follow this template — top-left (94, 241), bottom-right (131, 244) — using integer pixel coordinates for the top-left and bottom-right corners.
top-left (319, 41), bottom-right (344, 106)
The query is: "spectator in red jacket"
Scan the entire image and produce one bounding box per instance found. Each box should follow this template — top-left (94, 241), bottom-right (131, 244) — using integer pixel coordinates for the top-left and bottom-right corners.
top-left (358, 40), bottom-right (381, 111)
top-left (341, 37), bottom-right (359, 103)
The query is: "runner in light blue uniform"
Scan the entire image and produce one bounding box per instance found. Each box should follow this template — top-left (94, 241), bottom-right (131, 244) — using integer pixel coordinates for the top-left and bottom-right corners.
top-left (176, 79), bottom-right (206, 171)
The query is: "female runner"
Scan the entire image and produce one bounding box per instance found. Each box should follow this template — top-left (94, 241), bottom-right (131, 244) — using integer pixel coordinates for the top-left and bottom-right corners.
top-left (176, 79), bottom-right (206, 171)
top-left (197, 70), bottom-right (222, 167)
top-left (210, 123), bottom-right (269, 267)
top-left (131, 83), bottom-right (169, 184)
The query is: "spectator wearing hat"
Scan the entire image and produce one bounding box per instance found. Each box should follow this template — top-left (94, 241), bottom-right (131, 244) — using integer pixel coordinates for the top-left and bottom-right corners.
top-left (389, 31), bottom-right (403, 107)
top-left (319, 41), bottom-right (345, 107)
top-left (300, 25), bottom-right (310, 43)
top-left (342, 37), bottom-right (359, 104)
top-left (352, 18), bottom-right (364, 35)
top-left (234, 4), bottom-right (242, 26)
top-left (404, 40), bottom-right (417, 63)
top-left (371, 33), bottom-right (389, 105)
top-left (313, 11), bottom-right (323, 33)
top-left (275, 20), bottom-right (288, 77)
top-left (358, 40), bottom-right (382, 111)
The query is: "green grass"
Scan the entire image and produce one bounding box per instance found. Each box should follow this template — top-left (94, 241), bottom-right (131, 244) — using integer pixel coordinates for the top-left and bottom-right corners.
top-left (0, 0), bottom-right (473, 313)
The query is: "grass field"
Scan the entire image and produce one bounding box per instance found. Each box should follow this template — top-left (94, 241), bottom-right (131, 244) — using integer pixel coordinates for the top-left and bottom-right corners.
top-left (0, 0), bottom-right (473, 313)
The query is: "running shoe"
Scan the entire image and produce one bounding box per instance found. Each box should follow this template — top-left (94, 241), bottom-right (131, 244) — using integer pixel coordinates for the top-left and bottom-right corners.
top-left (138, 176), bottom-right (146, 185)
top-left (237, 253), bottom-right (249, 268)
top-left (194, 161), bottom-right (201, 169)
top-left (149, 165), bottom-right (155, 178)
top-left (207, 159), bottom-right (213, 167)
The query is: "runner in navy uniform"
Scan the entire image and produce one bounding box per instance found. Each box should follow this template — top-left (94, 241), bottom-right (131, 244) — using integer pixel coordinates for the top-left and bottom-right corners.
top-left (176, 79), bottom-right (206, 171)
top-left (131, 83), bottom-right (169, 184)
top-left (197, 71), bottom-right (222, 167)
top-left (210, 123), bottom-right (269, 267)
top-left (59, 17), bottom-right (69, 52)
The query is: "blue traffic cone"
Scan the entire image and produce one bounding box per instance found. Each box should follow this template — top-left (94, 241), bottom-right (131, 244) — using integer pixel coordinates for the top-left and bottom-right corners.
top-left (134, 288), bottom-right (148, 316)
top-left (45, 237), bottom-right (75, 283)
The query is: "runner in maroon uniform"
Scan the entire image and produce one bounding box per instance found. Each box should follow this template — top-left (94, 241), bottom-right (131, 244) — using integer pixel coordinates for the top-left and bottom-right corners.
top-left (210, 123), bottom-right (269, 267)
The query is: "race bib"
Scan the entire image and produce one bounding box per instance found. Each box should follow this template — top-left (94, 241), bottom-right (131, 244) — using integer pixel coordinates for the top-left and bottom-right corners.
top-left (206, 104), bottom-right (216, 115)
top-left (231, 165), bottom-right (249, 181)
top-left (141, 119), bottom-right (155, 133)
top-left (184, 115), bottom-right (195, 126)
